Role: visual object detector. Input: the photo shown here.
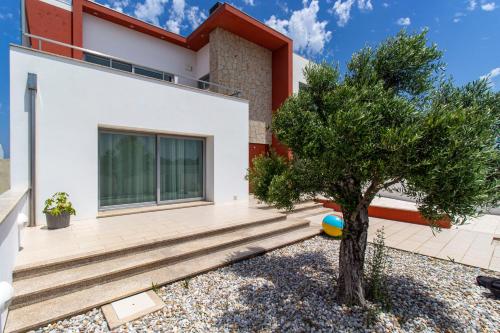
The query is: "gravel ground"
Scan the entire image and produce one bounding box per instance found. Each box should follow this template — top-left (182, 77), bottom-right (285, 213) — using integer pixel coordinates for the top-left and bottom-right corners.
top-left (30, 235), bottom-right (500, 333)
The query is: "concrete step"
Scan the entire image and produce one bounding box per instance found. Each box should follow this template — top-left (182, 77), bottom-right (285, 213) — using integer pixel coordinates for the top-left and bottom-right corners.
top-left (283, 201), bottom-right (324, 214)
top-left (13, 214), bottom-right (286, 280)
top-left (5, 225), bottom-right (321, 333)
top-left (11, 219), bottom-right (308, 309)
top-left (255, 200), bottom-right (322, 212)
top-left (287, 207), bottom-right (332, 219)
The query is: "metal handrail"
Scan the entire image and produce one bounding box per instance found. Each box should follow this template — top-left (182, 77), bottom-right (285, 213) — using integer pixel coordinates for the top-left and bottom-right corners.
top-left (22, 32), bottom-right (242, 97)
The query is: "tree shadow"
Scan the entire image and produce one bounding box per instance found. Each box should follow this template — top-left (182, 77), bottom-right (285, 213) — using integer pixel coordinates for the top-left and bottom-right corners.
top-left (213, 240), bottom-right (466, 332)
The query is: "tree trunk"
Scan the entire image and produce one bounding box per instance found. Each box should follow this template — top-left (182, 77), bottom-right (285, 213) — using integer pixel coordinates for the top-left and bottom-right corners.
top-left (337, 204), bottom-right (370, 306)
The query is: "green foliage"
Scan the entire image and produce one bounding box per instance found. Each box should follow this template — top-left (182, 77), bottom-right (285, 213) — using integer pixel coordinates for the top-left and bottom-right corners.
top-left (247, 150), bottom-right (287, 201)
top-left (365, 228), bottom-right (392, 311)
top-left (247, 29), bottom-right (499, 224)
top-left (182, 278), bottom-right (191, 289)
top-left (43, 192), bottom-right (76, 216)
top-left (248, 150), bottom-right (299, 210)
top-left (363, 304), bottom-right (382, 328)
top-left (151, 282), bottom-right (161, 293)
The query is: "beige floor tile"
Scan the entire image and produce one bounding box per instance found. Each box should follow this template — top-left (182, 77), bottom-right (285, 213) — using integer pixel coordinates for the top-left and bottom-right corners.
top-left (461, 255), bottom-right (491, 269)
top-left (488, 256), bottom-right (500, 271)
top-left (393, 240), bottom-right (423, 252)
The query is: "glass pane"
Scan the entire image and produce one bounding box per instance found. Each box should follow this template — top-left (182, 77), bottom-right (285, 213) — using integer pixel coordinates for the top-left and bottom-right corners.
top-left (197, 74), bottom-right (210, 89)
top-left (160, 137), bottom-right (203, 201)
top-left (111, 59), bottom-right (133, 72)
top-left (84, 53), bottom-right (111, 67)
top-left (134, 66), bottom-right (163, 80)
top-left (99, 132), bottom-right (156, 207)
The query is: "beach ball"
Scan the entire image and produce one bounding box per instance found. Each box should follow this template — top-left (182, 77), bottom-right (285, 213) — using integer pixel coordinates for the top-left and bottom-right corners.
top-left (322, 215), bottom-right (344, 237)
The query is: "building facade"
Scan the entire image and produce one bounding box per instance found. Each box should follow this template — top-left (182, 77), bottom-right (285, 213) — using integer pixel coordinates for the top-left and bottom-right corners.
top-left (10, 0), bottom-right (310, 222)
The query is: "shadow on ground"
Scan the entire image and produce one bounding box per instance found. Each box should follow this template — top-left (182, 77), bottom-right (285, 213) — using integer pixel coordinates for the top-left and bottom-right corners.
top-left (213, 239), bottom-right (465, 332)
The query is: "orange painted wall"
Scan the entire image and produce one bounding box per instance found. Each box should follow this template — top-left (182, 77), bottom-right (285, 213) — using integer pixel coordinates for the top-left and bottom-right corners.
top-left (25, 0), bottom-right (73, 57)
top-left (317, 199), bottom-right (452, 229)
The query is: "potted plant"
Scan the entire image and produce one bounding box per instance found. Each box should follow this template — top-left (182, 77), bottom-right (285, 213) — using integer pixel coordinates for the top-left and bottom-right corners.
top-left (43, 192), bottom-right (76, 229)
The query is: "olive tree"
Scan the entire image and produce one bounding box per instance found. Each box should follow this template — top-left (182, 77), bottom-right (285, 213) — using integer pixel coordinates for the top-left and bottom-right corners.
top-left (248, 30), bottom-right (499, 306)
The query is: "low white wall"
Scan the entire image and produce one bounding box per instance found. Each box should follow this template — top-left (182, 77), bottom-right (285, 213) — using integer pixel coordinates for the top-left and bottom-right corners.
top-left (0, 189), bottom-right (29, 332)
top-left (293, 53), bottom-right (310, 94)
top-left (10, 46), bottom-right (249, 222)
top-left (83, 14), bottom-right (197, 83)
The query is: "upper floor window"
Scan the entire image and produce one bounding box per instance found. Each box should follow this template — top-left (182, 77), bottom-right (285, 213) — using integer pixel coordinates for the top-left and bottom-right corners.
top-left (83, 52), bottom-right (174, 82)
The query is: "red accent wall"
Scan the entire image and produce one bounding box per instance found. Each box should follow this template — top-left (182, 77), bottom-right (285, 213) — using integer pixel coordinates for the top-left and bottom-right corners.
top-left (25, 0), bottom-right (73, 57)
top-left (72, 0), bottom-right (84, 59)
top-left (271, 44), bottom-right (293, 157)
top-left (317, 199), bottom-right (452, 229)
top-left (249, 143), bottom-right (269, 169)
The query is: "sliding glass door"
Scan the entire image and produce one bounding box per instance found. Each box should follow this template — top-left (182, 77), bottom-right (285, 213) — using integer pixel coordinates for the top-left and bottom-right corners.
top-left (98, 130), bottom-right (204, 208)
top-left (99, 132), bottom-right (156, 207)
top-left (159, 137), bottom-right (204, 201)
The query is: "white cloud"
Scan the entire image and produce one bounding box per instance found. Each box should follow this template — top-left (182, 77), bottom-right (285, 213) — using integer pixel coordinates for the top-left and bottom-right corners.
top-left (453, 12), bottom-right (465, 23)
top-left (265, 15), bottom-right (289, 34)
top-left (481, 2), bottom-right (496, 11)
top-left (467, 0), bottom-right (496, 11)
top-left (265, 0), bottom-right (332, 55)
top-left (277, 0), bottom-right (289, 13)
top-left (243, 0), bottom-right (255, 6)
top-left (186, 6), bottom-right (207, 30)
top-left (396, 17), bottom-right (411, 26)
top-left (165, 0), bottom-right (185, 33)
top-left (133, 0), bottom-right (208, 34)
top-left (331, 0), bottom-right (354, 27)
top-left (134, 0), bottom-right (168, 26)
top-left (382, 2), bottom-right (389, 8)
top-left (0, 12), bottom-right (13, 20)
top-left (107, 0), bottom-right (129, 12)
top-left (329, 0), bottom-right (373, 27)
top-left (467, 0), bottom-right (477, 10)
top-left (357, 0), bottom-right (373, 11)
top-left (481, 67), bottom-right (500, 86)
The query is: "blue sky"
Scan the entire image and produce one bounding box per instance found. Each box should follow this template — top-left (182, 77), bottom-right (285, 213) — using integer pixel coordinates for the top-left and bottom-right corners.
top-left (0, 0), bottom-right (499, 158)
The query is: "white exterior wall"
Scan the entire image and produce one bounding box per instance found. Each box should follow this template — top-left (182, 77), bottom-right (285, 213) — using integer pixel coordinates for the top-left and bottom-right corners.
top-left (83, 14), bottom-right (197, 81)
top-left (195, 43), bottom-right (210, 79)
top-left (293, 53), bottom-right (310, 93)
top-left (10, 46), bottom-right (249, 222)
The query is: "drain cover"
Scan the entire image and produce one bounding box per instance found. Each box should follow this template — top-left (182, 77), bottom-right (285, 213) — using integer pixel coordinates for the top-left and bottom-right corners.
top-left (102, 290), bottom-right (164, 329)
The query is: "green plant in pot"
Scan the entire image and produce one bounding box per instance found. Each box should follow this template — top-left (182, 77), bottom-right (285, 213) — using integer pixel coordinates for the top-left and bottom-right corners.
top-left (43, 192), bottom-right (76, 229)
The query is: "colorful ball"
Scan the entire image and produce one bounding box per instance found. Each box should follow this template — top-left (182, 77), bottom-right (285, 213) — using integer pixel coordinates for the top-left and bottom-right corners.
top-left (322, 215), bottom-right (344, 237)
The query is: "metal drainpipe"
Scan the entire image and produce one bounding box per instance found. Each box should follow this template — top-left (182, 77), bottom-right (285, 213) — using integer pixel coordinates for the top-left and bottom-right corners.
top-left (27, 73), bottom-right (37, 227)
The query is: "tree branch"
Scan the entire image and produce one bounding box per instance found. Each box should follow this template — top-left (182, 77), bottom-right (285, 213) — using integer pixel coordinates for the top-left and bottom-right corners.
top-left (349, 177), bottom-right (403, 222)
top-left (350, 179), bottom-right (380, 221)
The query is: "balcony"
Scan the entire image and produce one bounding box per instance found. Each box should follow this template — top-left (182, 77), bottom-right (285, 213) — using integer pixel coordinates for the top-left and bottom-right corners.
top-left (22, 32), bottom-right (241, 98)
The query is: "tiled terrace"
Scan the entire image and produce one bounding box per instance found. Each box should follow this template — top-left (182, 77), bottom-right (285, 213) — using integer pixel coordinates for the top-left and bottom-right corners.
top-left (16, 201), bottom-right (284, 268)
top-left (307, 212), bottom-right (500, 272)
top-left (18, 197), bottom-right (500, 272)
